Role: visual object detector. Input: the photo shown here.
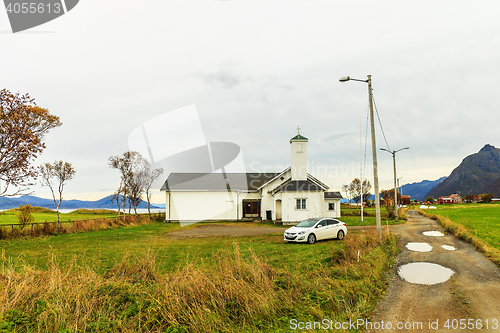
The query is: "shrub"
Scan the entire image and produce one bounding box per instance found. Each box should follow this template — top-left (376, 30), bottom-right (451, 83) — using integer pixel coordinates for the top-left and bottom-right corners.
top-left (17, 204), bottom-right (34, 230)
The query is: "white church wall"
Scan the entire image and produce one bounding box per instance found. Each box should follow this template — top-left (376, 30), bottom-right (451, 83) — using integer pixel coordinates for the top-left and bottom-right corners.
top-left (167, 191), bottom-right (238, 221)
top-left (323, 199), bottom-right (341, 218)
top-left (280, 191), bottom-right (324, 224)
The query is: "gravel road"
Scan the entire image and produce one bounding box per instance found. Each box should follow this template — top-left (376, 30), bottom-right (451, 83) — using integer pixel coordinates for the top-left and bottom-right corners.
top-left (367, 210), bottom-right (500, 332)
top-left (165, 223), bottom-right (284, 239)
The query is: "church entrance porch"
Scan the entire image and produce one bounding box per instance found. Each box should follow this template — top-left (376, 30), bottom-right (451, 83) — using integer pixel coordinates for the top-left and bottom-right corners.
top-left (243, 200), bottom-right (261, 218)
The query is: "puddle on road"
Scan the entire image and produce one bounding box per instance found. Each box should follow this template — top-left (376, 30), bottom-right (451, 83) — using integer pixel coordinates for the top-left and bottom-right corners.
top-left (406, 242), bottom-right (433, 252)
top-left (398, 262), bottom-right (454, 285)
top-left (422, 231), bottom-right (445, 237)
top-left (441, 245), bottom-right (457, 251)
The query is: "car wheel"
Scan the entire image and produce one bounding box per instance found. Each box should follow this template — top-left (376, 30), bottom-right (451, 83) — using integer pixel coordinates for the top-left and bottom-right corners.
top-left (337, 230), bottom-right (345, 240)
top-left (307, 233), bottom-right (316, 244)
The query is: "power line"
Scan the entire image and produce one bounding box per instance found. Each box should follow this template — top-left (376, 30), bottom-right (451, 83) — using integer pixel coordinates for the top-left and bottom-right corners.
top-left (371, 88), bottom-right (391, 151)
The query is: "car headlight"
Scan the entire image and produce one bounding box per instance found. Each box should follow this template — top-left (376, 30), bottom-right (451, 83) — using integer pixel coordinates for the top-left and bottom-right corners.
top-left (298, 231), bottom-right (306, 235)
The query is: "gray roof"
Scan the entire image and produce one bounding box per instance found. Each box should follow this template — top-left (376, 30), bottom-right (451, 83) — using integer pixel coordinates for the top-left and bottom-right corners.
top-left (324, 191), bottom-right (343, 199)
top-left (160, 172), bottom-right (280, 191)
top-left (277, 180), bottom-right (323, 192)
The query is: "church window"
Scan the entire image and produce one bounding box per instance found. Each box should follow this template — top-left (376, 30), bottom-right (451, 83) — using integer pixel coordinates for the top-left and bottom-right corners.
top-left (296, 198), bottom-right (307, 210)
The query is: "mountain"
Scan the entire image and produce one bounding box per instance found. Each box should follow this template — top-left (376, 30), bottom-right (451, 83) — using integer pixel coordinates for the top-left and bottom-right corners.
top-left (400, 177), bottom-right (447, 201)
top-left (425, 144), bottom-right (500, 199)
top-left (0, 195), bottom-right (161, 210)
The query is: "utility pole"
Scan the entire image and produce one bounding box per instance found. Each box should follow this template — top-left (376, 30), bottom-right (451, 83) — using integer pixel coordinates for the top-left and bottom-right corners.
top-left (381, 148), bottom-right (409, 221)
top-left (392, 152), bottom-right (398, 220)
top-left (340, 75), bottom-right (382, 242)
top-left (367, 75), bottom-right (382, 241)
top-left (360, 116), bottom-right (364, 222)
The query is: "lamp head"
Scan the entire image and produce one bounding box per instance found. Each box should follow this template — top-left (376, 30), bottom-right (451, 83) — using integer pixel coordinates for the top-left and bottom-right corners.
top-left (339, 76), bottom-right (350, 82)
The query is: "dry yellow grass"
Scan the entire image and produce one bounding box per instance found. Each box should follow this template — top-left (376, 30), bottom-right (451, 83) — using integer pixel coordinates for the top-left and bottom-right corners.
top-left (0, 231), bottom-right (399, 332)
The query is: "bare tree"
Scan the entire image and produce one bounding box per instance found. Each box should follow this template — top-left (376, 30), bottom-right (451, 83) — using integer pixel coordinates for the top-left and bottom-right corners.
top-left (111, 179), bottom-right (124, 218)
top-left (109, 151), bottom-right (135, 216)
top-left (128, 163), bottom-right (146, 215)
top-left (39, 161), bottom-right (76, 228)
top-left (361, 179), bottom-right (372, 204)
top-left (351, 178), bottom-right (362, 212)
top-left (109, 151), bottom-right (151, 216)
top-left (0, 89), bottom-right (62, 196)
top-left (141, 161), bottom-right (164, 217)
top-left (341, 184), bottom-right (353, 214)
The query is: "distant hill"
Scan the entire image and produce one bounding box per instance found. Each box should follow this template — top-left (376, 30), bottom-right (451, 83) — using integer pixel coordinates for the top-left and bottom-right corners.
top-left (339, 177), bottom-right (445, 203)
top-left (425, 144), bottom-right (500, 199)
top-left (0, 195), bottom-right (162, 210)
top-left (400, 177), bottom-right (446, 201)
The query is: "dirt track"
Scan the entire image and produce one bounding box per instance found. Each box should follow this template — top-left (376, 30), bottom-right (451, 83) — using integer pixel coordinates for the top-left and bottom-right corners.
top-left (165, 223), bottom-right (285, 239)
top-left (368, 210), bottom-right (500, 332)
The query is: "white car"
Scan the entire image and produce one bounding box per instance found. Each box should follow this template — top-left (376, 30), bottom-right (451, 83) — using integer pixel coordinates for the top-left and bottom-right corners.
top-left (284, 218), bottom-right (347, 244)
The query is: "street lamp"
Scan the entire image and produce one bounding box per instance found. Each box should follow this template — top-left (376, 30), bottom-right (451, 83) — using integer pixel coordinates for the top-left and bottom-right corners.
top-left (380, 147), bottom-right (409, 221)
top-left (340, 75), bottom-right (382, 241)
top-left (397, 176), bottom-right (403, 197)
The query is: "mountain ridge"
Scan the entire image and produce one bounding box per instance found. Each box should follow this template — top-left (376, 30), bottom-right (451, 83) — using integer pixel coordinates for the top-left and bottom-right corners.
top-left (425, 144), bottom-right (500, 198)
top-left (0, 195), bottom-right (162, 210)
top-left (400, 177), bottom-right (447, 201)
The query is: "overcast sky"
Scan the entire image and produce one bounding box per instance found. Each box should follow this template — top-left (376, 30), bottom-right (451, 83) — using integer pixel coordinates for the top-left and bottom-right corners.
top-left (2, 1), bottom-right (499, 204)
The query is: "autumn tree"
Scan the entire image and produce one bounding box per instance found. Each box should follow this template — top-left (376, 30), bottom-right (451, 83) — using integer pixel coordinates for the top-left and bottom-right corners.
top-left (39, 161), bottom-right (76, 228)
top-left (351, 178), bottom-right (372, 212)
top-left (381, 189), bottom-right (401, 218)
top-left (464, 194), bottom-right (475, 203)
top-left (479, 193), bottom-right (494, 203)
top-left (0, 89), bottom-right (62, 196)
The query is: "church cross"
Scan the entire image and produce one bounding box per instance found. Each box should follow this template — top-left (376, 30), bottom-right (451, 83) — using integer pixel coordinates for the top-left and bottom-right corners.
top-left (297, 126), bottom-right (301, 135)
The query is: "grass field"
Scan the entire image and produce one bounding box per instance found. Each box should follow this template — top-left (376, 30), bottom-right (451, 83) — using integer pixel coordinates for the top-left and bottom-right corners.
top-left (0, 208), bottom-right (118, 225)
top-left (428, 203), bottom-right (500, 250)
top-left (419, 203), bottom-right (500, 265)
top-left (341, 206), bottom-right (407, 227)
top-left (0, 220), bottom-right (399, 332)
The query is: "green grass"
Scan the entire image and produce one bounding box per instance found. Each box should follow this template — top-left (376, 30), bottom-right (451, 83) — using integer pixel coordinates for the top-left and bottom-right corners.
top-left (341, 206), bottom-right (407, 226)
top-left (431, 203), bottom-right (500, 250)
top-left (0, 221), bottom-right (399, 332)
top-left (0, 208), bottom-right (119, 225)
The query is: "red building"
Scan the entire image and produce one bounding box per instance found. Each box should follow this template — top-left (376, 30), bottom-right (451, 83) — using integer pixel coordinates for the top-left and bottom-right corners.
top-left (437, 194), bottom-right (462, 204)
top-left (400, 195), bottom-right (411, 205)
top-left (437, 197), bottom-right (452, 204)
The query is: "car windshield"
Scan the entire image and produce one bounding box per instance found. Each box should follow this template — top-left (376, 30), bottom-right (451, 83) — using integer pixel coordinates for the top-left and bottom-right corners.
top-left (295, 219), bottom-right (319, 228)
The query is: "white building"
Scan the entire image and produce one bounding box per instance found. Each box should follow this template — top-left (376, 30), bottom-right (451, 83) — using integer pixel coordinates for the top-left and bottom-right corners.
top-left (161, 132), bottom-right (342, 223)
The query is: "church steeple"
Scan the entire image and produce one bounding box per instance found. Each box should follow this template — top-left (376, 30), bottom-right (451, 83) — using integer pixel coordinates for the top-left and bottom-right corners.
top-left (290, 126), bottom-right (308, 181)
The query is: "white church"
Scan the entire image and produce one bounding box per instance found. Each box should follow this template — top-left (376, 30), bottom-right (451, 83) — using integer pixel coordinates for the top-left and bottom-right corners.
top-left (161, 132), bottom-right (342, 223)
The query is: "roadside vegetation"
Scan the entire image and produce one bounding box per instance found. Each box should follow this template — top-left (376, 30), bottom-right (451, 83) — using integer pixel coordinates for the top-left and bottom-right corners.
top-left (0, 219), bottom-right (399, 332)
top-left (418, 202), bottom-right (500, 266)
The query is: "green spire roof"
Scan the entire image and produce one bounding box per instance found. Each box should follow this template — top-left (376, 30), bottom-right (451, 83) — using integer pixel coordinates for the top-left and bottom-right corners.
top-left (290, 134), bottom-right (308, 141)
